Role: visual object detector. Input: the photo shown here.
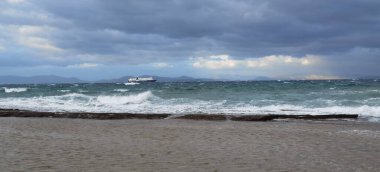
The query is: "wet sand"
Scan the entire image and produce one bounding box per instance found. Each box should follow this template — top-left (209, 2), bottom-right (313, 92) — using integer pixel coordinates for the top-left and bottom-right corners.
top-left (0, 118), bottom-right (379, 172)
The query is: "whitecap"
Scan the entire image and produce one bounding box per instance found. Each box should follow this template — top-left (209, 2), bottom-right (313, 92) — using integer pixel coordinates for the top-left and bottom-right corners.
top-left (113, 89), bottom-right (129, 92)
top-left (124, 82), bottom-right (140, 86)
top-left (2, 87), bottom-right (28, 93)
top-left (96, 91), bottom-right (153, 105)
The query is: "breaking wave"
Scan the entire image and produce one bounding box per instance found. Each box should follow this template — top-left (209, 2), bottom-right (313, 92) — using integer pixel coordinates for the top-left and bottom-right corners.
top-left (0, 90), bottom-right (379, 117)
top-left (0, 91), bottom-right (155, 113)
top-left (96, 91), bottom-right (153, 105)
top-left (2, 87), bottom-right (28, 93)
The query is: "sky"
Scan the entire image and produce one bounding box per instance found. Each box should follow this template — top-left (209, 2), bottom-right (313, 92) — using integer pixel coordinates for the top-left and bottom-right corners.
top-left (0, 0), bottom-right (379, 80)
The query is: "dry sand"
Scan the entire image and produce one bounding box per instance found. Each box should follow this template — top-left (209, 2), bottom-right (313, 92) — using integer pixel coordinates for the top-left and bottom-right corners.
top-left (0, 118), bottom-right (379, 172)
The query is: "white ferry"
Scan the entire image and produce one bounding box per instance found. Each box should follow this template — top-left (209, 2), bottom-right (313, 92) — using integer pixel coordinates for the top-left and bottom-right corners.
top-left (128, 77), bottom-right (156, 82)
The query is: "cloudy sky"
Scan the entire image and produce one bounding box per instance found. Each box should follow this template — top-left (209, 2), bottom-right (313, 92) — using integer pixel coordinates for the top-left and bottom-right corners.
top-left (0, 0), bottom-right (379, 80)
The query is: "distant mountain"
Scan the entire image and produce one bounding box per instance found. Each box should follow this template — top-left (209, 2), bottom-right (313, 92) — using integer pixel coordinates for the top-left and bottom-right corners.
top-left (0, 75), bottom-right (85, 84)
top-left (95, 76), bottom-right (133, 83)
top-left (1, 75), bottom-right (372, 85)
top-left (97, 75), bottom-right (215, 83)
top-left (253, 76), bottom-right (273, 80)
top-left (354, 75), bottom-right (380, 80)
top-left (152, 75), bottom-right (215, 82)
top-left (0, 75), bottom-right (215, 84)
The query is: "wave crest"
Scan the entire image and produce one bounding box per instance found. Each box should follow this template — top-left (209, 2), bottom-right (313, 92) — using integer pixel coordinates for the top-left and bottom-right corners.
top-left (96, 91), bottom-right (153, 105)
top-left (0, 91), bottom-right (380, 117)
top-left (0, 91), bottom-right (155, 112)
top-left (2, 87), bottom-right (28, 93)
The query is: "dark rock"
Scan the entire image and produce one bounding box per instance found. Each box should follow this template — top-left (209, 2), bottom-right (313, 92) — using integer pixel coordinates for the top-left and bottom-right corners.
top-left (270, 114), bottom-right (359, 120)
top-left (230, 115), bottom-right (276, 121)
top-left (0, 109), bottom-right (170, 120)
top-left (0, 109), bottom-right (359, 121)
top-left (174, 114), bottom-right (227, 121)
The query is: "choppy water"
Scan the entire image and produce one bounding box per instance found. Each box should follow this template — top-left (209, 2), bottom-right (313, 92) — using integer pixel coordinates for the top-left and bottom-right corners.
top-left (1, 80), bottom-right (380, 117)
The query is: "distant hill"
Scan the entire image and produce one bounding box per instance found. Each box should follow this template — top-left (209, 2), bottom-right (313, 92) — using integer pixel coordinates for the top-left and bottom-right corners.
top-left (149, 75), bottom-right (214, 82)
top-left (1, 75), bottom-right (370, 84)
top-left (95, 76), bottom-right (133, 83)
top-left (0, 75), bottom-right (85, 84)
top-left (98, 75), bottom-right (215, 83)
top-left (0, 75), bottom-right (214, 84)
top-left (354, 76), bottom-right (380, 80)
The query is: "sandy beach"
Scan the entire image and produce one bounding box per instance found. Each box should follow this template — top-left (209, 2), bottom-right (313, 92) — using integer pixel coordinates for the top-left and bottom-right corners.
top-left (0, 118), bottom-right (379, 172)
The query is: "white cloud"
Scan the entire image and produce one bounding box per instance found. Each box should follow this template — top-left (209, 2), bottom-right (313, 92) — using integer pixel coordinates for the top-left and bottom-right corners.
top-left (191, 54), bottom-right (330, 79)
top-left (2, 9), bottom-right (49, 21)
top-left (153, 62), bottom-right (173, 68)
top-left (18, 25), bottom-right (45, 35)
top-left (67, 63), bottom-right (100, 68)
top-left (192, 54), bottom-right (238, 69)
top-left (18, 36), bottom-right (63, 52)
top-left (0, 44), bottom-right (5, 52)
top-left (6, 0), bottom-right (25, 4)
top-left (192, 54), bottom-right (321, 69)
top-left (6, 25), bottom-right (64, 53)
top-left (245, 55), bottom-right (319, 68)
top-left (304, 75), bottom-right (342, 80)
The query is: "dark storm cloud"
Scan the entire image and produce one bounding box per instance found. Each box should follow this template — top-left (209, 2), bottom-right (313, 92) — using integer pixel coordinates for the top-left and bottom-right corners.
top-left (1, 0), bottom-right (380, 77)
top-left (30, 0), bottom-right (380, 56)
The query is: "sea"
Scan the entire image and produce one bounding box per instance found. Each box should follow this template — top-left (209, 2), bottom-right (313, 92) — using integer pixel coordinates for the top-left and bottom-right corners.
top-left (1, 80), bottom-right (380, 119)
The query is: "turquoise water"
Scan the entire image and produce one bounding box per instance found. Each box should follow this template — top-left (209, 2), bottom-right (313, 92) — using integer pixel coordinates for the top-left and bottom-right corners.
top-left (1, 80), bottom-right (380, 117)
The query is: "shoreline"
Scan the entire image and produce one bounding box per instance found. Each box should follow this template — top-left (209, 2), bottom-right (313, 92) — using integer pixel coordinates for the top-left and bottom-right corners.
top-left (0, 108), bottom-right (359, 121)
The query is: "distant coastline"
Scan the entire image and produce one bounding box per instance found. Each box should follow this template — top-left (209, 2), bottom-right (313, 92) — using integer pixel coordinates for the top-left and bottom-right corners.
top-left (0, 75), bottom-right (215, 85)
top-left (1, 75), bottom-right (379, 85)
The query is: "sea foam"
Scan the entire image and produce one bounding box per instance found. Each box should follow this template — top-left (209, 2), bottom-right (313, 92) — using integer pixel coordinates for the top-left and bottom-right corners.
top-left (124, 82), bottom-right (140, 86)
top-left (0, 91), bottom-right (155, 113)
top-left (1, 93), bottom-right (379, 117)
top-left (96, 91), bottom-right (153, 105)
